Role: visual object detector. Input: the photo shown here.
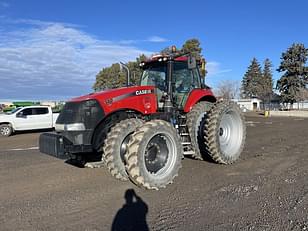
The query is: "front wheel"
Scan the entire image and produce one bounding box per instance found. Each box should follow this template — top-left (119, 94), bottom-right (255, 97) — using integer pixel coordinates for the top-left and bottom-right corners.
top-left (125, 120), bottom-right (183, 190)
top-left (204, 101), bottom-right (246, 164)
top-left (0, 124), bottom-right (13, 137)
top-left (103, 118), bottom-right (143, 181)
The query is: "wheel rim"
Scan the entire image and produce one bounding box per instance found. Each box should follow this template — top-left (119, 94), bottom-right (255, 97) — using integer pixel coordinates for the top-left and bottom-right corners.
top-left (219, 109), bottom-right (243, 157)
top-left (120, 134), bottom-right (132, 162)
top-left (0, 126), bottom-right (10, 136)
top-left (144, 133), bottom-right (176, 177)
top-left (195, 112), bottom-right (206, 143)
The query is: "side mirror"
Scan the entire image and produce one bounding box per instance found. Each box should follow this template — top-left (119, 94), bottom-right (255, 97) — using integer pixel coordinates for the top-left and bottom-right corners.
top-left (188, 56), bottom-right (196, 69)
top-left (16, 112), bottom-right (26, 118)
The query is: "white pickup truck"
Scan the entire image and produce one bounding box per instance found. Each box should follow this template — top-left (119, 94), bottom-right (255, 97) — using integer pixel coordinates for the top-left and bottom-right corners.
top-left (0, 106), bottom-right (59, 137)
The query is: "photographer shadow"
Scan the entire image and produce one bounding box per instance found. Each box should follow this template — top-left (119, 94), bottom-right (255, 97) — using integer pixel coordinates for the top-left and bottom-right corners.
top-left (111, 189), bottom-right (149, 231)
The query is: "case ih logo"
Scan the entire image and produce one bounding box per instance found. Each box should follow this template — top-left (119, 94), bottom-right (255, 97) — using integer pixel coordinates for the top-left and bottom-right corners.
top-left (135, 89), bottom-right (152, 95)
top-left (105, 98), bottom-right (113, 105)
top-left (108, 89), bottom-right (153, 105)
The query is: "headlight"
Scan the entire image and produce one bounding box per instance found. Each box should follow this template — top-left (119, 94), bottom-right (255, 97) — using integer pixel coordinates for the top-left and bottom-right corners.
top-left (55, 123), bottom-right (86, 131)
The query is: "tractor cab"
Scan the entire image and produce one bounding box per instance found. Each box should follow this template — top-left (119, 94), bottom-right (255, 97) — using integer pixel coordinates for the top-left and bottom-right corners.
top-left (139, 51), bottom-right (206, 110)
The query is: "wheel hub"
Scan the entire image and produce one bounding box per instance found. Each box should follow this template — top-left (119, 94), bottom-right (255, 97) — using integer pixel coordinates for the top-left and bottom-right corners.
top-left (219, 110), bottom-right (243, 157)
top-left (219, 127), bottom-right (224, 136)
top-left (1, 127), bottom-right (10, 136)
top-left (145, 135), bottom-right (169, 174)
top-left (120, 134), bottom-right (131, 162)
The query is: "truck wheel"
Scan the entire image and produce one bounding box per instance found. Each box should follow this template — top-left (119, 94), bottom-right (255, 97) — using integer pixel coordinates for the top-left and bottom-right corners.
top-left (103, 118), bottom-right (143, 181)
top-left (186, 101), bottom-right (213, 160)
top-left (0, 124), bottom-right (13, 137)
top-left (204, 101), bottom-right (246, 164)
top-left (125, 120), bottom-right (183, 190)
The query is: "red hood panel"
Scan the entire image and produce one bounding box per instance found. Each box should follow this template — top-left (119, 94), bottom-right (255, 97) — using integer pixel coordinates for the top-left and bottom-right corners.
top-left (69, 86), bottom-right (157, 115)
top-left (70, 86), bottom-right (154, 101)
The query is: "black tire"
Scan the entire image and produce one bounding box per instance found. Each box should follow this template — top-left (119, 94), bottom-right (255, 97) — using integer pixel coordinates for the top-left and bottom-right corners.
top-left (103, 118), bottom-right (143, 181)
top-left (125, 120), bottom-right (183, 190)
top-left (0, 124), bottom-right (13, 137)
top-left (204, 101), bottom-right (246, 164)
top-left (186, 101), bottom-right (213, 160)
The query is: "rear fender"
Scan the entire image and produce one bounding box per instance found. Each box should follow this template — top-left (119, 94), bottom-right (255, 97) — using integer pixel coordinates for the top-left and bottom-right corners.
top-left (183, 89), bottom-right (216, 112)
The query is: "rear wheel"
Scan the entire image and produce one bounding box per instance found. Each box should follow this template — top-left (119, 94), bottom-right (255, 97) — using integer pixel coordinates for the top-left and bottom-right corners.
top-left (103, 118), bottom-right (143, 181)
top-left (186, 101), bottom-right (213, 160)
top-left (204, 101), bottom-right (246, 164)
top-left (0, 124), bottom-right (13, 137)
top-left (125, 120), bottom-right (183, 190)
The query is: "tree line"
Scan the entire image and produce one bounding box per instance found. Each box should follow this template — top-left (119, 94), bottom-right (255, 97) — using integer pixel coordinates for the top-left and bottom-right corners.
top-left (93, 39), bottom-right (308, 108)
top-left (241, 43), bottom-right (308, 108)
top-left (93, 39), bottom-right (203, 91)
top-left (241, 58), bottom-right (273, 105)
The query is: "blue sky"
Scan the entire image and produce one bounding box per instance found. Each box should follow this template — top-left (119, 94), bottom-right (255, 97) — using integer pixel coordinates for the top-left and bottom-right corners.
top-left (0, 0), bottom-right (308, 100)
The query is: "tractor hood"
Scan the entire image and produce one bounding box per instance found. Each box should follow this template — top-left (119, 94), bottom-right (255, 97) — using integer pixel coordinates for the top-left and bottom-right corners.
top-left (71, 86), bottom-right (154, 102)
top-left (69, 85), bottom-right (157, 115)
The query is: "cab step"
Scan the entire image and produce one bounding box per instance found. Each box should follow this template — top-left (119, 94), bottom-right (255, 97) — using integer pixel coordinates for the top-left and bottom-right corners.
top-left (183, 150), bottom-right (195, 155)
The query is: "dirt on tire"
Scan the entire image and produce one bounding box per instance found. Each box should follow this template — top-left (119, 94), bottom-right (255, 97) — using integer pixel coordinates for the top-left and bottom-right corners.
top-left (125, 119), bottom-right (183, 190)
top-left (205, 101), bottom-right (246, 164)
top-left (186, 101), bottom-right (213, 160)
top-left (103, 118), bottom-right (143, 181)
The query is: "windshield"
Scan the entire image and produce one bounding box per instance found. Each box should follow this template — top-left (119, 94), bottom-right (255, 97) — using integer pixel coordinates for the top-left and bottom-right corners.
top-left (6, 107), bottom-right (22, 115)
top-left (140, 65), bottom-right (166, 92)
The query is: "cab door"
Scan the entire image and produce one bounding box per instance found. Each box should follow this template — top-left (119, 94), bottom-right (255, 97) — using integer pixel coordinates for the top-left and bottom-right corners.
top-left (173, 62), bottom-right (201, 108)
top-left (14, 108), bottom-right (36, 130)
top-left (32, 107), bottom-right (52, 128)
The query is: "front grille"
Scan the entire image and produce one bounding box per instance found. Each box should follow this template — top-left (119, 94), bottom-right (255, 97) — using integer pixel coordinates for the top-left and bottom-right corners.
top-left (56, 99), bottom-right (104, 145)
top-left (57, 100), bottom-right (104, 129)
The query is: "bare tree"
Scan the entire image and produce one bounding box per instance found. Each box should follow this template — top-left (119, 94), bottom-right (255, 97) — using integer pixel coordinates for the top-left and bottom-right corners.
top-left (215, 80), bottom-right (240, 100)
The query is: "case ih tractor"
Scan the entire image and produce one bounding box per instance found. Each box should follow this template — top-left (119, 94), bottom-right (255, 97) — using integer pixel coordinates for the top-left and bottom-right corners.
top-left (39, 49), bottom-right (246, 190)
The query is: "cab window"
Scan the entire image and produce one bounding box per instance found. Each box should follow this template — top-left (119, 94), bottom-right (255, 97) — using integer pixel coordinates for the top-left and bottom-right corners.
top-left (173, 62), bottom-right (194, 93)
top-left (33, 108), bottom-right (48, 115)
top-left (192, 69), bottom-right (201, 88)
top-left (21, 108), bottom-right (33, 116)
top-left (140, 65), bottom-right (166, 92)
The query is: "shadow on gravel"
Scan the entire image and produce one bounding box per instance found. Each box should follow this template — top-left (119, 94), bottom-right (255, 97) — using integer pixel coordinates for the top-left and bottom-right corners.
top-left (65, 153), bottom-right (103, 168)
top-left (111, 189), bottom-right (149, 231)
top-left (14, 128), bottom-right (54, 135)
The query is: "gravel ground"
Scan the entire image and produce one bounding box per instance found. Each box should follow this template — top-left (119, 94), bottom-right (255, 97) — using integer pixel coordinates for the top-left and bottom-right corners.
top-left (0, 115), bottom-right (307, 231)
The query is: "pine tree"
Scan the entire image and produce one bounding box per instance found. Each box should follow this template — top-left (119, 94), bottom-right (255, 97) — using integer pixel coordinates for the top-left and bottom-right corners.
top-left (276, 43), bottom-right (308, 107)
top-left (260, 59), bottom-right (274, 106)
top-left (241, 58), bottom-right (263, 98)
top-left (181, 38), bottom-right (202, 60)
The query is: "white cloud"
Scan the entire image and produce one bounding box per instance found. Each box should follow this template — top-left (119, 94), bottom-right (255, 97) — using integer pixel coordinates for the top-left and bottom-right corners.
top-left (205, 61), bottom-right (234, 89)
top-left (207, 61), bottom-right (232, 77)
top-left (0, 20), bottom-right (152, 100)
top-left (118, 36), bottom-right (168, 45)
top-left (146, 36), bottom-right (168, 43)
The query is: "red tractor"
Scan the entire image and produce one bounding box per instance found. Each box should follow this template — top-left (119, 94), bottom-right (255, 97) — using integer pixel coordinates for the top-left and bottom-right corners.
top-left (39, 49), bottom-right (246, 190)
